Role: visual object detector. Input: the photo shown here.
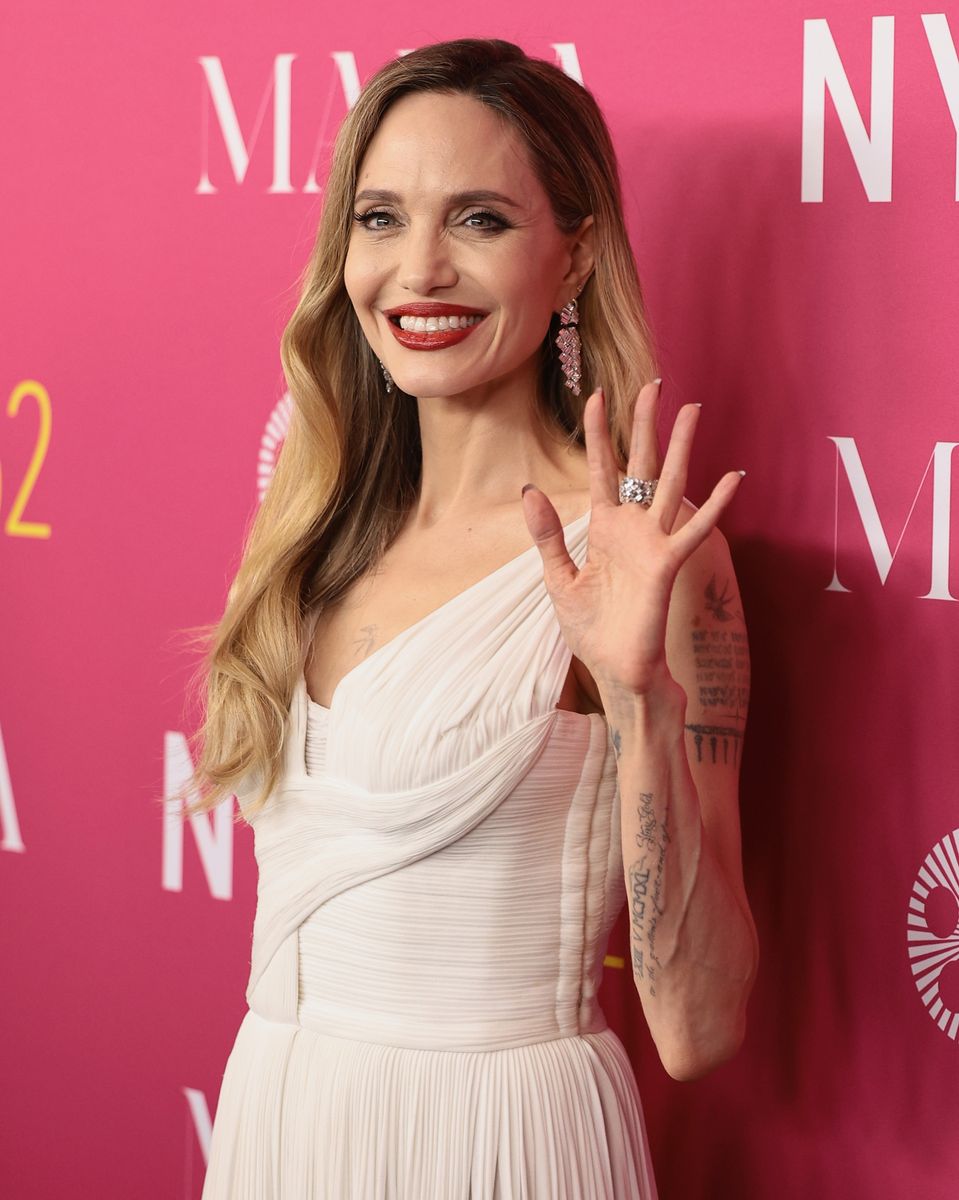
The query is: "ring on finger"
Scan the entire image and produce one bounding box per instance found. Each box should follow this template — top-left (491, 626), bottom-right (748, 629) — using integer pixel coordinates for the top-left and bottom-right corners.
top-left (619, 476), bottom-right (658, 506)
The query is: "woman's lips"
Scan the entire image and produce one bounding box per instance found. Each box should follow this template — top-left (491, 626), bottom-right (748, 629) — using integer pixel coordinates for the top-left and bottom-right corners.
top-left (385, 314), bottom-right (486, 351)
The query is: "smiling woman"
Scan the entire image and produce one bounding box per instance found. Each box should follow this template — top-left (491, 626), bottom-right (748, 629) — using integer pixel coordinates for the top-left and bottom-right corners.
top-left (176, 34), bottom-right (757, 1200)
top-left (343, 97), bottom-right (573, 393)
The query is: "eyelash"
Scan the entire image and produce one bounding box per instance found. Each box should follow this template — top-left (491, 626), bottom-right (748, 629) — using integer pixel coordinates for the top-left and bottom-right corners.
top-left (350, 208), bottom-right (512, 233)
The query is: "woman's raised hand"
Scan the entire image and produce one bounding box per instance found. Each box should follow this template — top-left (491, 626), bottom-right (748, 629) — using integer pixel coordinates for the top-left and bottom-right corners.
top-left (521, 381), bottom-right (744, 700)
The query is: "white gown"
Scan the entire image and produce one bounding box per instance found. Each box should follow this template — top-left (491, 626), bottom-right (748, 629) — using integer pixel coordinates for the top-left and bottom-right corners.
top-left (201, 508), bottom-right (659, 1198)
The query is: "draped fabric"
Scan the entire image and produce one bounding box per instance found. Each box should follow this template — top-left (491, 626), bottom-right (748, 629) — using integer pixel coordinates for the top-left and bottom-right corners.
top-left (202, 509), bottom-right (659, 1198)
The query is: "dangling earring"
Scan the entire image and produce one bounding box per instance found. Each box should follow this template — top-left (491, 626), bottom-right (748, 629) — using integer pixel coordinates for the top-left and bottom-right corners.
top-left (555, 284), bottom-right (584, 395)
top-left (378, 358), bottom-right (395, 393)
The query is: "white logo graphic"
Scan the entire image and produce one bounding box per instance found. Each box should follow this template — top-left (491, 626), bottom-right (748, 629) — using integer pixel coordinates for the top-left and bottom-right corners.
top-left (907, 828), bottom-right (959, 1040)
top-left (0, 720), bottom-right (25, 853)
top-left (802, 15), bottom-right (959, 202)
top-left (197, 45), bottom-right (583, 195)
top-left (257, 391), bottom-right (293, 502)
top-left (162, 731), bottom-right (234, 899)
top-left (183, 1086), bottom-right (213, 1167)
top-left (827, 437), bottom-right (958, 601)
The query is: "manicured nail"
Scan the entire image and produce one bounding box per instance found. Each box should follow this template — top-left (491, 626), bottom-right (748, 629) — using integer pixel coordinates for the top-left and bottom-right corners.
top-left (653, 377), bottom-right (662, 386)
top-left (693, 402), bottom-right (702, 408)
top-left (737, 470), bottom-right (746, 477)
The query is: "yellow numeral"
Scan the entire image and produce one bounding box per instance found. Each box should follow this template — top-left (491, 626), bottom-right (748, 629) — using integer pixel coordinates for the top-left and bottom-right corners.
top-left (3, 380), bottom-right (52, 539)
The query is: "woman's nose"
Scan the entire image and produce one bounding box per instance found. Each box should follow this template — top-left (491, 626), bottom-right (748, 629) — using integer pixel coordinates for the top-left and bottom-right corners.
top-left (394, 226), bottom-right (458, 294)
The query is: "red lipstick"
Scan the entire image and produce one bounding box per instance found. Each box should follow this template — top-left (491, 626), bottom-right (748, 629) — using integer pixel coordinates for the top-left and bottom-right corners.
top-left (381, 302), bottom-right (488, 351)
top-left (382, 302), bottom-right (488, 318)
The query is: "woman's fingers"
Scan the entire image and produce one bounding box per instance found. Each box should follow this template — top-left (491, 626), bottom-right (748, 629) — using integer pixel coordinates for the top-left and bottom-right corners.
top-left (521, 484), bottom-right (579, 588)
top-left (581, 386), bottom-right (743, 564)
top-left (672, 470), bottom-right (745, 559)
top-left (651, 403), bottom-right (701, 531)
top-left (585, 388), bottom-right (621, 508)
top-left (626, 379), bottom-right (662, 480)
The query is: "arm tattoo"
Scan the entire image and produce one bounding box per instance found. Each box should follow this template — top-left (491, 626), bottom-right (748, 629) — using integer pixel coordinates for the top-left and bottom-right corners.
top-left (627, 792), bottom-right (670, 997)
top-left (637, 789), bottom-right (659, 851)
top-left (685, 723), bottom-right (743, 766)
top-left (688, 575), bottom-right (749, 763)
top-left (703, 573), bottom-right (743, 622)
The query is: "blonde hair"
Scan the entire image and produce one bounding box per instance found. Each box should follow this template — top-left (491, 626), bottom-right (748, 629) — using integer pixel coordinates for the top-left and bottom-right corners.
top-left (169, 37), bottom-right (661, 821)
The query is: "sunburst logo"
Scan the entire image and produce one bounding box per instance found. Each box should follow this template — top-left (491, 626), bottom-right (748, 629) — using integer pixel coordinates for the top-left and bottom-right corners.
top-left (257, 391), bottom-right (293, 502)
top-left (907, 828), bottom-right (959, 1041)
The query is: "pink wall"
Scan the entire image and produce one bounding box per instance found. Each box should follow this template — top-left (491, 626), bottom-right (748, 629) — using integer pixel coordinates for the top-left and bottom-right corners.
top-left (3, 4), bottom-right (957, 1197)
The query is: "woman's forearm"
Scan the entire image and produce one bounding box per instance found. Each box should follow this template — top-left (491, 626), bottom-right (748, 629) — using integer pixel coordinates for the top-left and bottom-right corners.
top-left (602, 668), bottom-right (759, 1082)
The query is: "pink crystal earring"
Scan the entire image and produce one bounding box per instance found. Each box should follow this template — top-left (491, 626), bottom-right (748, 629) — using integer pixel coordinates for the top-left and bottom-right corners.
top-left (555, 283), bottom-right (584, 395)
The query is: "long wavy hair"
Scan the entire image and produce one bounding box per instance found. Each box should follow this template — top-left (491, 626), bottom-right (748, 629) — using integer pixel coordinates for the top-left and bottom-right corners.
top-left (170, 37), bottom-right (661, 821)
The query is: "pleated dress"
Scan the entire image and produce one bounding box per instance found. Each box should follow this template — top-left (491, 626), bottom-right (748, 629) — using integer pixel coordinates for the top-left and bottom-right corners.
top-left (201, 508), bottom-right (659, 1199)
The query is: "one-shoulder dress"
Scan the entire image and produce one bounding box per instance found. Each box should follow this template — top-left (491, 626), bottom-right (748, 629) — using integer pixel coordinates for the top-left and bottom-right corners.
top-left (201, 508), bottom-right (659, 1198)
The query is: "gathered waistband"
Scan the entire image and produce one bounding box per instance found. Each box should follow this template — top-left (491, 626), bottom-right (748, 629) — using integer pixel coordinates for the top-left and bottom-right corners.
top-left (245, 1002), bottom-right (611, 1054)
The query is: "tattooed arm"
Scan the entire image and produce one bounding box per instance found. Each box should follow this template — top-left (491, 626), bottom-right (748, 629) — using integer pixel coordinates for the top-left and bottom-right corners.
top-left (522, 385), bottom-right (758, 1082)
top-left (600, 510), bottom-right (758, 1081)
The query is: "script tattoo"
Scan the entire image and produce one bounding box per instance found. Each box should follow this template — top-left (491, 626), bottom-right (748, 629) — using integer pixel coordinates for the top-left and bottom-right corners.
top-left (637, 789), bottom-right (658, 850)
top-left (627, 792), bottom-right (670, 997)
top-left (688, 575), bottom-right (749, 763)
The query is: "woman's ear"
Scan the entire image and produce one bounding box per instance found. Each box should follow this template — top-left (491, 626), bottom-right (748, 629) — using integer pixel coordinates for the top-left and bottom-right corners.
top-left (556, 214), bottom-right (596, 307)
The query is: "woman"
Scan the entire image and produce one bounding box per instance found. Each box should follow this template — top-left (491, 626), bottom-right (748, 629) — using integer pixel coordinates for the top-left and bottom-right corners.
top-left (188, 36), bottom-right (759, 1199)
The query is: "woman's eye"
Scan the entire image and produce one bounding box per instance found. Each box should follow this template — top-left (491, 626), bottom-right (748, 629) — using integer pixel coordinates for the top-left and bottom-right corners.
top-left (351, 209), bottom-right (393, 229)
top-left (351, 208), bottom-right (511, 233)
top-left (463, 209), bottom-right (510, 231)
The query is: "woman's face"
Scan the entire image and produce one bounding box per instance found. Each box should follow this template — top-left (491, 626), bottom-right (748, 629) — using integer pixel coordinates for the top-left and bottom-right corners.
top-left (343, 90), bottom-right (591, 402)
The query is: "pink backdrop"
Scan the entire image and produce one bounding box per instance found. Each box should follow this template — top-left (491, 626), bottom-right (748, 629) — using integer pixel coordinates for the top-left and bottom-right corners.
top-left (3, 4), bottom-right (957, 1197)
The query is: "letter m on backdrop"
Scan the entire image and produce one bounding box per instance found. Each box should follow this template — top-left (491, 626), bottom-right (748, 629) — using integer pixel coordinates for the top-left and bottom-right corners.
top-left (827, 437), bottom-right (958, 601)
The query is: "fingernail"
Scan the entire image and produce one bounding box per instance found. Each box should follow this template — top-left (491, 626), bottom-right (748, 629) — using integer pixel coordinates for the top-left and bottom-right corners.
top-left (693, 402), bottom-right (702, 408)
top-left (522, 483), bottom-right (538, 495)
top-left (653, 377), bottom-right (662, 386)
top-left (737, 470), bottom-right (746, 477)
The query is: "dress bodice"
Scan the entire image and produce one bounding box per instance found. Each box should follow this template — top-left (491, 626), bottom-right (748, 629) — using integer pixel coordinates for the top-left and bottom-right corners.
top-left (238, 509), bottom-right (629, 1052)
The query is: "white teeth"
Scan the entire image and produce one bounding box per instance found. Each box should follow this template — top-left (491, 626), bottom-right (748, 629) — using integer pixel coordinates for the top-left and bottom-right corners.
top-left (397, 313), bottom-right (483, 332)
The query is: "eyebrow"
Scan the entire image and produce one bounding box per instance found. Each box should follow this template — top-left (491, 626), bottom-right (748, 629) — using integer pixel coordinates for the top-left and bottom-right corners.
top-left (353, 188), bottom-right (522, 209)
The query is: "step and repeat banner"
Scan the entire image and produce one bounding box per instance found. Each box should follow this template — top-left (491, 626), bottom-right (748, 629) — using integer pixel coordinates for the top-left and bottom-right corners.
top-left (3, 3), bottom-right (957, 1197)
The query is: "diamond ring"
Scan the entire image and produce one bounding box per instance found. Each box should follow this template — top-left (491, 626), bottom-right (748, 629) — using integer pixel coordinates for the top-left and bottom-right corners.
top-left (619, 476), bottom-right (658, 507)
